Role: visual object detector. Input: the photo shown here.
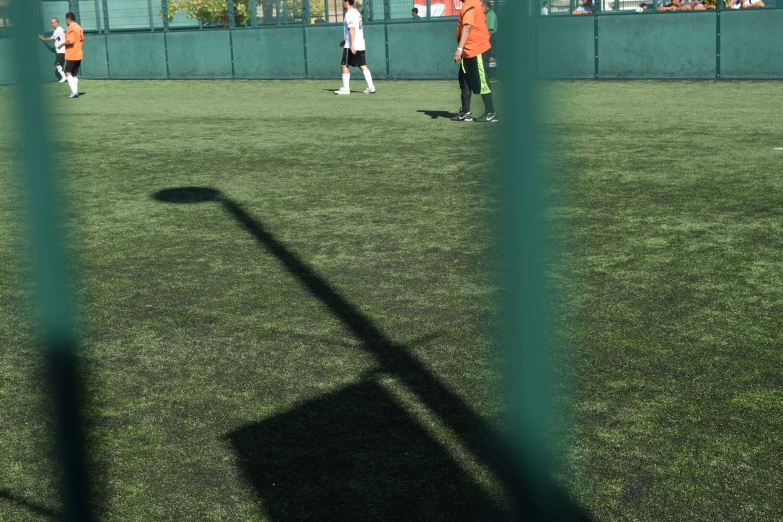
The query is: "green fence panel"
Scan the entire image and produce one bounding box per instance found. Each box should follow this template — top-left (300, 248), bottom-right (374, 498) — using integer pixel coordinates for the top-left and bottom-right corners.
top-left (81, 34), bottom-right (110, 78)
top-left (720, 10), bottom-right (783, 79)
top-left (598, 12), bottom-right (716, 78)
top-left (107, 33), bottom-right (168, 78)
top-left (166, 30), bottom-right (233, 79)
top-left (302, 24), bottom-right (345, 79)
top-left (0, 38), bottom-right (12, 84)
top-left (386, 20), bottom-right (455, 79)
top-left (536, 16), bottom-right (595, 79)
top-left (40, 1), bottom-right (71, 25)
top-left (360, 24), bottom-right (387, 77)
top-left (232, 27), bottom-right (306, 78)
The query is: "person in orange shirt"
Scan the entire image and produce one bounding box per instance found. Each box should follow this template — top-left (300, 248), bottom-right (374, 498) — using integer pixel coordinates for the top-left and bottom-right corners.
top-left (451, 0), bottom-right (497, 122)
top-left (59, 12), bottom-right (84, 99)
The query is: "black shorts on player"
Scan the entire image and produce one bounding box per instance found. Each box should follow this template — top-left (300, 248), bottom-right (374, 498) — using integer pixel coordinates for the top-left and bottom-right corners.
top-left (458, 54), bottom-right (491, 95)
top-left (55, 53), bottom-right (65, 68)
top-left (64, 60), bottom-right (81, 76)
top-left (341, 48), bottom-right (366, 68)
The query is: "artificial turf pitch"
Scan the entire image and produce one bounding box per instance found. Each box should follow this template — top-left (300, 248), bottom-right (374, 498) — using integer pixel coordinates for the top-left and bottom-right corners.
top-left (1, 79), bottom-right (782, 521)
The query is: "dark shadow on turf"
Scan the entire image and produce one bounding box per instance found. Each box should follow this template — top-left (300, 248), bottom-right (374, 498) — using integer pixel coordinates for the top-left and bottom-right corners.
top-left (417, 110), bottom-right (454, 119)
top-left (0, 490), bottom-right (60, 520)
top-left (153, 187), bottom-right (593, 522)
top-left (227, 378), bottom-right (504, 521)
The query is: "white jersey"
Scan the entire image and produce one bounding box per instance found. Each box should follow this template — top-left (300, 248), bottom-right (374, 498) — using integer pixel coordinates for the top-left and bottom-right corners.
top-left (343, 8), bottom-right (365, 51)
top-left (52, 26), bottom-right (66, 54)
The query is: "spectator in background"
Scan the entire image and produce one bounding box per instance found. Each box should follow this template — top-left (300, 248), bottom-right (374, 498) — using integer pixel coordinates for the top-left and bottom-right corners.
top-left (541, 1), bottom-right (549, 14)
top-left (634, 2), bottom-right (648, 11)
top-left (656, 0), bottom-right (691, 10)
top-left (694, 0), bottom-right (715, 9)
top-left (572, 0), bottom-right (594, 14)
top-left (481, 0), bottom-right (497, 81)
top-left (412, 7), bottom-right (421, 19)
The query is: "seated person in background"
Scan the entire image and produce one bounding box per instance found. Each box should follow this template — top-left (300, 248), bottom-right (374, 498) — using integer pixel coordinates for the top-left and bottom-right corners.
top-left (541, 0), bottom-right (549, 14)
top-left (742, 0), bottom-right (764, 7)
top-left (635, 2), bottom-right (648, 11)
top-left (572, 0), bottom-right (594, 14)
top-left (694, 0), bottom-right (715, 9)
top-left (411, 7), bottom-right (421, 19)
top-left (656, 0), bottom-right (690, 11)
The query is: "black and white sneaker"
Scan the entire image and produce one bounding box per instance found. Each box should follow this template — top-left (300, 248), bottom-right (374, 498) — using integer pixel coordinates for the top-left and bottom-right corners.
top-left (451, 110), bottom-right (473, 122)
top-left (474, 112), bottom-right (498, 123)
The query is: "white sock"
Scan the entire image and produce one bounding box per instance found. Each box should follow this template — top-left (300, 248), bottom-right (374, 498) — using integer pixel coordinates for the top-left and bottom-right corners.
top-left (363, 69), bottom-right (374, 89)
top-left (56, 66), bottom-right (65, 80)
top-left (67, 75), bottom-right (78, 94)
top-left (342, 73), bottom-right (350, 91)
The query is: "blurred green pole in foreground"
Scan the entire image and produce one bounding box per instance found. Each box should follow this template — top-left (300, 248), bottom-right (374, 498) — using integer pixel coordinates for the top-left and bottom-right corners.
top-left (502, 0), bottom-right (563, 518)
top-left (8, 1), bottom-right (95, 521)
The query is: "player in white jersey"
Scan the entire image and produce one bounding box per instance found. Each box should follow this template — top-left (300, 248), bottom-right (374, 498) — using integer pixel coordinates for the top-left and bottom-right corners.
top-left (38, 18), bottom-right (68, 82)
top-left (334, 0), bottom-right (376, 95)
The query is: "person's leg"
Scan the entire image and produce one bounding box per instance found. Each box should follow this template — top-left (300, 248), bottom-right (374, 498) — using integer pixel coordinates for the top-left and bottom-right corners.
top-left (475, 54), bottom-right (497, 121)
top-left (64, 61), bottom-right (79, 96)
top-left (336, 49), bottom-right (350, 94)
top-left (359, 64), bottom-right (375, 92)
top-left (456, 59), bottom-right (472, 118)
top-left (55, 56), bottom-right (66, 81)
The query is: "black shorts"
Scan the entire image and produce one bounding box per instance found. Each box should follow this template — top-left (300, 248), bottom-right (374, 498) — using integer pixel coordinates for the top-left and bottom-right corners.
top-left (55, 53), bottom-right (65, 67)
top-left (341, 48), bottom-right (366, 68)
top-left (458, 54), bottom-right (491, 95)
top-left (64, 60), bottom-right (81, 76)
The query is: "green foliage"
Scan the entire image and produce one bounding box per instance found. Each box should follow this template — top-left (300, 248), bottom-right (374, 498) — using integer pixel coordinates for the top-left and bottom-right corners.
top-left (167, 0), bottom-right (250, 26)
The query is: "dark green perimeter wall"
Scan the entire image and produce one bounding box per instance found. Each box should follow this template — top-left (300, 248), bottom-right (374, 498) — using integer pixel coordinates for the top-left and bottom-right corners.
top-left (52, 19), bottom-right (459, 81)
top-left (537, 9), bottom-right (783, 79)
top-left (3, 11), bottom-right (783, 84)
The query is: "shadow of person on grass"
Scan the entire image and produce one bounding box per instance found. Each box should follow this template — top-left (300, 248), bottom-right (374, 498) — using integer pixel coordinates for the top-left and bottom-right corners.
top-left (417, 110), bottom-right (454, 119)
top-left (153, 187), bottom-right (592, 522)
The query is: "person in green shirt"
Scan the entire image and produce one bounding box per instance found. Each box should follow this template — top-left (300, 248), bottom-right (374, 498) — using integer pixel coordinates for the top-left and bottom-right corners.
top-left (481, 0), bottom-right (497, 80)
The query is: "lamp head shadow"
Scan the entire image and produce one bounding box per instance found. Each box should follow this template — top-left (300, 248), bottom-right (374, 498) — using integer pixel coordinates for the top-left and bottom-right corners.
top-left (153, 187), bottom-right (223, 204)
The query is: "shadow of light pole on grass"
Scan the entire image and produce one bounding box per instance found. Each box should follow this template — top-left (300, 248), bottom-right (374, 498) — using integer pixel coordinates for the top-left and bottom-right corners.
top-left (153, 187), bottom-right (592, 522)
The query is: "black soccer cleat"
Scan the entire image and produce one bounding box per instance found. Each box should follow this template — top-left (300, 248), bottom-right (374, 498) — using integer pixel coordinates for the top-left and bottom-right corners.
top-left (451, 110), bottom-right (473, 122)
top-left (474, 112), bottom-right (498, 123)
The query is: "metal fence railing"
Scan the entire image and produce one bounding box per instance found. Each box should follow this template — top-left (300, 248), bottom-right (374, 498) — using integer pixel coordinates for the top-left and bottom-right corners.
top-left (29, 0), bottom-right (783, 38)
top-left (34, 0), bottom-right (462, 33)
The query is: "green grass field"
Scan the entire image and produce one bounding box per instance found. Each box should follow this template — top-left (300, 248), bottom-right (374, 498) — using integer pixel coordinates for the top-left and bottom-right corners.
top-left (1, 79), bottom-right (783, 521)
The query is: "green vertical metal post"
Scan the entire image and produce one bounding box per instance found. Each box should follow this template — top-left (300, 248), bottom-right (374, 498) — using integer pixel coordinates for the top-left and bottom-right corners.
top-left (228, 0), bottom-right (236, 26)
top-left (94, 0), bottom-right (102, 31)
top-left (250, 0), bottom-right (257, 26)
top-left (283, 0), bottom-right (288, 23)
top-left (302, 0), bottom-right (310, 23)
top-left (426, 0), bottom-right (431, 18)
top-left (8, 0), bottom-right (95, 520)
top-left (276, 0), bottom-right (280, 23)
top-left (715, 11), bottom-right (720, 78)
top-left (504, 0), bottom-right (566, 518)
top-left (102, 0), bottom-right (110, 33)
top-left (148, 0), bottom-right (155, 29)
top-left (324, 0), bottom-right (329, 22)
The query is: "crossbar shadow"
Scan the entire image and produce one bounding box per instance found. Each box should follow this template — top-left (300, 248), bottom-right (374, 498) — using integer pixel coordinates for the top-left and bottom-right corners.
top-left (153, 187), bottom-right (592, 521)
top-left (0, 489), bottom-right (60, 520)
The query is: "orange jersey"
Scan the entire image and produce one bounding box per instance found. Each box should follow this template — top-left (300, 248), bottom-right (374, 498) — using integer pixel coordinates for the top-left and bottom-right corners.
top-left (64, 23), bottom-right (84, 61)
top-left (456, 0), bottom-right (491, 58)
